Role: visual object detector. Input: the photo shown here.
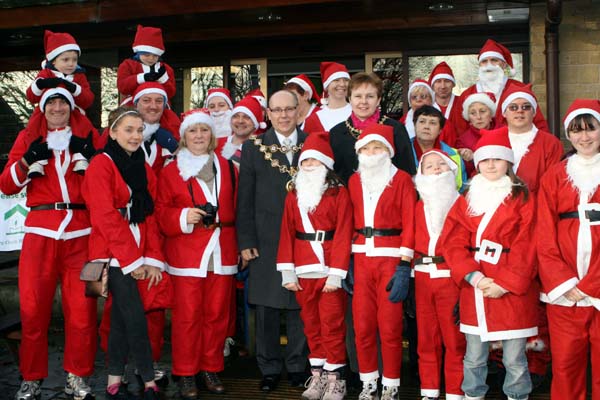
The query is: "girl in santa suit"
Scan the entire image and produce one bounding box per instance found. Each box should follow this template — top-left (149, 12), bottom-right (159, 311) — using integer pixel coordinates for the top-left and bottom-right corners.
top-left (537, 99), bottom-right (600, 400)
top-left (413, 149), bottom-right (465, 400)
top-left (443, 130), bottom-right (538, 400)
top-left (276, 131), bottom-right (353, 400)
top-left (155, 108), bottom-right (238, 399)
top-left (348, 123), bottom-right (416, 400)
top-left (82, 106), bottom-right (164, 400)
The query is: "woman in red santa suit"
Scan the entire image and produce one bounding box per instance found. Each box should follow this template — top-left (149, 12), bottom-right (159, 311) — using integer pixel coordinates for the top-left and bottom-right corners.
top-left (348, 123), bottom-right (416, 400)
top-left (413, 149), bottom-right (465, 400)
top-left (155, 108), bottom-right (238, 399)
top-left (284, 74), bottom-right (321, 130)
top-left (537, 99), bottom-right (600, 400)
top-left (443, 130), bottom-right (538, 400)
top-left (82, 106), bottom-right (164, 400)
top-left (276, 131), bottom-right (353, 400)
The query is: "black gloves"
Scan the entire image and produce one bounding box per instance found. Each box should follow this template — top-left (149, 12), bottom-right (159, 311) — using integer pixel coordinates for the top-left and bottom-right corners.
top-left (154, 128), bottom-right (178, 153)
top-left (341, 259), bottom-right (355, 296)
top-left (70, 131), bottom-right (96, 159)
top-left (35, 77), bottom-right (62, 89)
top-left (60, 78), bottom-right (77, 93)
top-left (23, 137), bottom-right (52, 165)
top-left (144, 65), bottom-right (167, 82)
top-left (386, 260), bottom-right (411, 303)
top-left (156, 65), bottom-right (166, 78)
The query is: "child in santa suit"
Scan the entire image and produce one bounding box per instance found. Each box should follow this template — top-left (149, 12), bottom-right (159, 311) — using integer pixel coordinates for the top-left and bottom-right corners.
top-left (25, 30), bottom-right (96, 178)
top-left (413, 149), bottom-right (465, 400)
top-left (117, 25), bottom-right (176, 100)
top-left (443, 130), bottom-right (538, 400)
top-left (276, 131), bottom-right (353, 400)
top-left (537, 99), bottom-right (600, 400)
top-left (348, 123), bottom-right (416, 400)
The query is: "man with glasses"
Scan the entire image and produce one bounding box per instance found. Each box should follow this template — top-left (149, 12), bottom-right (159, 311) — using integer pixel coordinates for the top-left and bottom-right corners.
top-left (237, 90), bottom-right (309, 392)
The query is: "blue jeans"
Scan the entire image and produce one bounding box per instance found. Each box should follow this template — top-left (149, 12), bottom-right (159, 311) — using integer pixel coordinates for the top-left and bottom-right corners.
top-left (463, 334), bottom-right (532, 399)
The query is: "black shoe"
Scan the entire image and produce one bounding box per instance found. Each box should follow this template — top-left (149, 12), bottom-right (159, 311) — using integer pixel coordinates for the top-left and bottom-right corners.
top-left (288, 371), bottom-right (309, 388)
top-left (105, 385), bottom-right (130, 400)
top-left (259, 375), bottom-right (280, 392)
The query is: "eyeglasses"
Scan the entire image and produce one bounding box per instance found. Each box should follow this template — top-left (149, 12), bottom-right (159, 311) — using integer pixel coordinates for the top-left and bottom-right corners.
top-left (506, 104), bottom-right (533, 112)
top-left (269, 106), bottom-right (297, 115)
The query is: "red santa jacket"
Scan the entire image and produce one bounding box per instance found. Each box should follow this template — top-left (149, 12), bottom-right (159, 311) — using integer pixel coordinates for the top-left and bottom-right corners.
top-left (27, 68), bottom-right (94, 110)
top-left (348, 166), bottom-right (416, 259)
top-left (537, 159), bottom-right (600, 308)
top-left (0, 125), bottom-right (101, 240)
top-left (303, 104), bottom-right (352, 134)
top-left (82, 153), bottom-right (164, 274)
top-left (414, 198), bottom-right (459, 278)
top-left (276, 186), bottom-right (353, 278)
top-left (155, 152), bottom-right (238, 277)
top-left (442, 194), bottom-right (538, 341)
top-left (117, 59), bottom-right (176, 99)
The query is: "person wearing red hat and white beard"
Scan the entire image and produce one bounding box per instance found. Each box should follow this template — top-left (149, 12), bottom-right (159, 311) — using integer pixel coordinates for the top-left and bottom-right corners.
top-left (285, 74), bottom-right (321, 130)
top-left (304, 62), bottom-right (352, 134)
top-left (205, 88), bottom-right (234, 138)
top-left (0, 88), bottom-right (101, 400)
top-left (442, 129), bottom-right (538, 400)
top-left (451, 39), bottom-right (549, 136)
top-left (400, 79), bottom-right (434, 140)
top-left (117, 25), bottom-right (176, 99)
top-left (277, 131), bottom-right (353, 400)
top-left (348, 123), bottom-right (416, 400)
top-left (537, 99), bottom-right (600, 400)
top-left (413, 149), bottom-right (465, 400)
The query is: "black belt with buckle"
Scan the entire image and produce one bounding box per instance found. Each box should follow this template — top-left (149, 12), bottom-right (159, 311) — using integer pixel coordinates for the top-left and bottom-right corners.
top-left (468, 246), bottom-right (510, 253)
top-left (559, 210), bottom-right (600, 221)
top-left (414, 255), bottom-right (445, 265)
top-left (30, 202), bottom-right (86, 211)
top-left (355, 227), bottom-right (401, 238)
top-left (296, 230), bottom-right (335, 242)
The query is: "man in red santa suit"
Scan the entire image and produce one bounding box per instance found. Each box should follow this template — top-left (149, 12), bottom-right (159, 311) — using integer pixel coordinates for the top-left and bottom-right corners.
top-left (0, 87), bottom-right (100, 400)
top-left (451, 39), bottom-right (549, 135)
top-left (538, 99), bottom-right (600, 400)
top-left (429, 62), bottom-right (459, 147)
top-left (413, 149), bottom-right (465, 400)
top-left (349, 123), bottom-right (416, 400)
top-left (277, 131), bottom-right (353, 400)
top-left (304, 62), bottom-right (352, 134)
top-left (205, 88), bottom-right (234, 138)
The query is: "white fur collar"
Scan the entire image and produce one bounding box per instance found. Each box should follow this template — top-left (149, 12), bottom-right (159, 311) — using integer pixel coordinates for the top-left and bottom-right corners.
top-left (467, 174), bottom-right (512, 216)
top-left (221, 137), bottom-right (240, 160)
top-left (46, 127), bottom-right (72, 151)
top-left (177, 148), bottom-right (210, 180)
top-left (143, 123), bottom-right (160, 142)
top-left (566, 153), bottom-right (600, 199)
top-left (509, 127), bottom-right (538, 171)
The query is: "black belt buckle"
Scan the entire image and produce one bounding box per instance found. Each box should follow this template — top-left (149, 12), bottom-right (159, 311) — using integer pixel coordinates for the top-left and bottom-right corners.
top-left (363, 226), bottom-right (373, 238)
top-left (55, 203), bottom-right (67, 210)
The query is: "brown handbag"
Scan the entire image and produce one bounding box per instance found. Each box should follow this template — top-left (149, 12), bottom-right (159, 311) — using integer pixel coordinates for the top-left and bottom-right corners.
top-left (80, 261), bottom-right (109, 298)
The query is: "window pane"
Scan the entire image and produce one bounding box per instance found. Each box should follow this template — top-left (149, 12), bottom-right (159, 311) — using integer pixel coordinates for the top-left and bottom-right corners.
top-left (101, 67), bottom-right (118, 127)
top-left (230, 64), bottom-right (261, 103)
top-left (0, 70), bottom-right (36, 125)
top-left (190, 67), bottom-right (223, 109)
top-left (371, 57), bottom-right (403, 115)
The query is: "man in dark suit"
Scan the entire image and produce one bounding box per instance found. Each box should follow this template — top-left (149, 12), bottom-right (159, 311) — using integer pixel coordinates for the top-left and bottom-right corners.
top-left (236, 90), bottom-right (308, 391)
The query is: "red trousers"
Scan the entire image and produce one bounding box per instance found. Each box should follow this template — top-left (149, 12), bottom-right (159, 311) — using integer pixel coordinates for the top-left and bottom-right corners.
top-left (18, 234), bottom-right (97, 380)
top-left (353, 254), bottom-right (403, 386)
top-left (170, 273), bottom-right (234, 376)
top-left (415, 272), bottom-right (465, 398)
top-left (295, 277), bottom-right (347, 370)
top-left (547, 304), bottom-right (600, 400)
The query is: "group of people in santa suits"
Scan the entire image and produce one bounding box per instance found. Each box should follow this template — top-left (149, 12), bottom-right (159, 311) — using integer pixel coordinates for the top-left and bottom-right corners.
top-left (4, 21), bottom-right (600, 400)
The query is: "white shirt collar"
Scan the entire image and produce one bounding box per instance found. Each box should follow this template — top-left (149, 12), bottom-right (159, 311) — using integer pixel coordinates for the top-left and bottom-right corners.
top-left (275, 129), bottom-right (298, 146)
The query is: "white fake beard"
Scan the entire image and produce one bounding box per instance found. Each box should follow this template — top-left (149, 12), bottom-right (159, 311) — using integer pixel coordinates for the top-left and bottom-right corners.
top-left (220, 140), bottom-right (239, 160)
top-left (177, 148), bottom-right (210, 180)
top-left (566, 153), bottom-right (600, 199)
top-left (143, 123), bottom-right (160, 142)
top-left (211, 110), bottom-right (233, 138)
top-left (478, 64), bottom-right (506, 96)
top-left (466, 174), bottom-right (512, 216)
top-left (295, 164), bottom-right (328, 214)
top-left (358, 152), bottom-right (393, 194)
top-left (415, 171), bottom-right (459, 236)
top-left (46, 127), bottom-right (72, 151)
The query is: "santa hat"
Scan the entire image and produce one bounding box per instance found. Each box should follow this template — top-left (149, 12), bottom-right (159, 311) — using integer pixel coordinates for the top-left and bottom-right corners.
top-left (132, 25), bottom-right (165, 56)
top-left (408, 79), bottom-right (435, 100)
top-left (563, 99), bottom-right (600, 134)
top-left (428, 62), bottom-right (455, 87)
top-left (479, 39), bottom-right (515, 75)
top-left (44, 30), bottom-right (80, 62)
top-left (179, 108), bottom-right (215, 137)
top-left (133, 82), bottom-right (168, 104)
top-left (473, 128), bottom-right (514, 166)
top-left (246, 88), bottom-right (267, 109)
top-left (462, 92), bottom-right (497, 121)
top-left (416, 149), bottom-right (458, 177)
top-left (204, 88), bottom-right (233, 110)
top-left (40, 87), bottom-right (75, 112)
top-left (500, 83), bottom-right (538, 114)
top-left (320, 62), bottom-right (350, 102)
top-left (354, 123), bottom-right (395, 157)
top-left (287, 74), bottom-right (320, 104)
top-left (232, 96), bottom-right (267, 130)
top-left (298, 131), bottom-right (334, 170)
